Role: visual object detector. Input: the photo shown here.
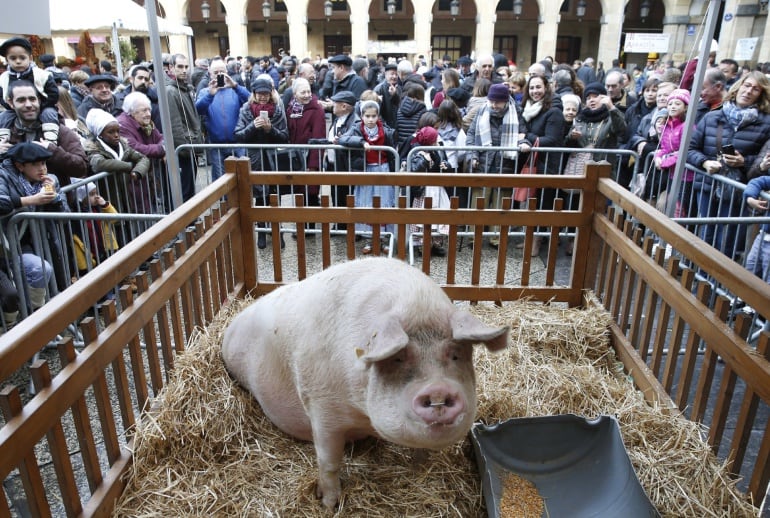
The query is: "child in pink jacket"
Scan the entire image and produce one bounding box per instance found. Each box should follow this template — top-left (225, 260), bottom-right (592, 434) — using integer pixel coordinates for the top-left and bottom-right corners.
top-left (654, 88), bottom-right (692, 217)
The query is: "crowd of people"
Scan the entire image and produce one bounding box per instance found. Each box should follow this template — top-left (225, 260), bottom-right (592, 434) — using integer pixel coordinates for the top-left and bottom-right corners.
top-left (1, 32), bottom-right (770, 328)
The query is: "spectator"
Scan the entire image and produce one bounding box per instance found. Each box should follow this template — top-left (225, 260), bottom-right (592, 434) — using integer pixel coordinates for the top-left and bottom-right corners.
top-left (195, 58), bottom-right (250, 182)
top-left (233, 77), bottom-right (289, 249)
top-left (116, 65), bottom-right (161, 130)
top-left (655, 89), bottom-right (695, 219)
top-left (743, 175), bottom-right (770, 283)
top-left (56, 86), bottom-right (89, 144)
top-left (68, 70), bottom-right (90, 107)
top-left (70, 182), bottom-right (120, 279)
top-left (696, 67), bottom-right (727, 125)
top-left (338, 99), bottom-right (397, 254)
top-left (687, 71), bottom-right (770, 259)
top-left (577, 57), bottom-right (597, 86)
top-left (466, 83), bottom-right (531, 248)
top-left (373, 63), bottom-right (401, 129)
top-left (457, 55), bottom-right (473, 84)
top-left (432, 67), bottom-right (460, 109)
top-left (604, 70), bottom-right (636, 113)
top-left (0, 81), bottom-right (88, 186)
top-left (322, 91), bottom-right (359, 229)
top-left (84, 109), bottom-right (151, 219)
top-left (281, 62), bottom-right (318, 108)
top-left (166, 53), bottom-right (203, 203)
top-left (461, 54), bottom-right (499, 94)
top-left (0, 261), bottom-right (20, 331)
top-left (286, 77), bottom-right (326, 220)
top-left (191, 58), bottom-right (209, 90)
top-left (396, 82), bottom-right (427, 153)
top-left (520, 73), bottom-right (565, 255)
top-left (560, 93), bottom-right (582, 255)
top-left (748, 139), bottom-right (770, 181)
top-left (463, 78), bottom-right (491, 133)
top-left (719, 58), bottom-right (740, 89)
top-left (0, 142), bottom-right (68, 304)
top-left (258, 56), bottom-right (280, 89)
top-left (0, 36), bottom-right (60, 145)
top-left (77, 74), bottom-right (122, 120)
top-left (320, 55), bottom-right (367, 110)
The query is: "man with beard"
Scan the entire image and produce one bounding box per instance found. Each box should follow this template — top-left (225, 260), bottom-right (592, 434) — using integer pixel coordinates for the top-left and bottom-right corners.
top-left (604, 70), bottom-right (636, 113)
top-left (76, 74), bottom-right (123, 120)
top-left (0, 81), bottom-right (88, 186)
top-left (166, 53), bottom-right (203, 203)
top-left (116, 65), bottom-right (161, 130)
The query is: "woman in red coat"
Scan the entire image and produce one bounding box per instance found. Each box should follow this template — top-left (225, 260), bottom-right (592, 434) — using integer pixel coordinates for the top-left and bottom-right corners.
top-left (286, 77), bottom-right (326, 219)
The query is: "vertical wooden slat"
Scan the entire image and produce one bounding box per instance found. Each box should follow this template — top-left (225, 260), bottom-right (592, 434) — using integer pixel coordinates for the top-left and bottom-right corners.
top-left (675, 280), bottom-right (712, 411)
top-left (749, 414), bottom-right (770, 504)
top-left (149, 260), bottom-right (176, 375)
top-left (320, 195), bottom-right (332, 269)
top-left (184, 231), bottom-right (205, 330)
top-left (345, 194), bottom-right (356, 261)
top-left (649, 258), bottom-right (680, 378)
top-left (233, 158), bottom-right (255, 292)
top-left (628, 236), bottom-right (655, 355)
top-left (98, 300), bottom-right (135, 439)
top-left (29, 361), bottom-right (83, 518)
top-left (445, 197), bottom-right (459, 286)
top-left (708, 313), bottom-right (752, 454)
top-left (176, 234), bottom-right (195, 338)
top-left (396, 194), bottom-right (408, 262)
top-left (294, 193), bottom-right (308, 280)
top-left (594, 206), bottom-right (616, 300)
top-left (57, 338), bottom-right (102, 493)
top-left (495, 197), bottom-right (513, 292)
top-left (371, 195), bottom-right (383, 256)
top-left (661, 265), bottom-right (693, 393)
top-left (197, 238), bottom-right (214, 326)
top-left (421, 196), bottom-right (434, 274)
top-left (269, 193), bottom-right (284, 281)
top-left (470, 197), bottom-right (485, 291)
top-left (0, 386), bottom-right (51, 518)
top-left (134, 273), bottom-right (164, 395)
top-left (618, 227), bottom-right (643, 333)
top-left (638, 244), bottom-right (666, 361)
top-left (692, 296), bottom-right (731, 423)
top-left (207, 212), bottom-right (226, 313)
top-left (79, 319), bottom-right (121, 465)
top-left (161, 249), bottom-right (185, 353)
top-left (544, 197), bottom-right (563, 286)
top-left (520, 197), bottom-right (537, 286)
top-left (729, 332), bottom-right (770, 477)
top-left (608, 217), bottom-right (631, 323)
top-left (117, 287), bottom-right (149, 413)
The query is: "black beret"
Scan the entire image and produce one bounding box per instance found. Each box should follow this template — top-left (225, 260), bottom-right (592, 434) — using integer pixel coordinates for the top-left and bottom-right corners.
top-left (457, 56), bottom-right (473, 66)
top-left (6, 142), bottom-right (53, 164)
top-left (384, 63), bottom-right (397, 71)
top-left (0, 36), bottom-right (32, 57)
top-left (583, 82), bottom-right (607, 100)
top-left (328, 54), bottom-right (352, 67)
top-left (40, 53), bottom-right (56, 66)
top-left (330, 90), bottom-right (357, 105)
top-left (84, 74), bottom-right (118, 88)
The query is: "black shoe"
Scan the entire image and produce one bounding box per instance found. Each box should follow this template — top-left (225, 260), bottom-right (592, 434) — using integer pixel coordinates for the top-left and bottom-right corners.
top-left (280, 234), bottom-right (285, 249)
top-left (431, 245), bottom-right (447, 257)
top-left (258, 232), bottom-right (266, 249)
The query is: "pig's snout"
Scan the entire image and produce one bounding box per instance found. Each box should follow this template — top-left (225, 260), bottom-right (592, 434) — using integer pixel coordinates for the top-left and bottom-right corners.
top-left (412, 384), bottom-right (466, 426)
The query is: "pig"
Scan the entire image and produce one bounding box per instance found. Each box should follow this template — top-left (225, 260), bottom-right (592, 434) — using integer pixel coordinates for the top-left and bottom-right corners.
top-left (221, 257), bottom-right (509, 508)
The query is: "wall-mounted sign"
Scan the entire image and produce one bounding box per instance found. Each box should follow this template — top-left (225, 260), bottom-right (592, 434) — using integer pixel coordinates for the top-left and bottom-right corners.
top-left (734, 37), bottom-right (758, 61)
top-left (624, 33), bottom-right (670, 54)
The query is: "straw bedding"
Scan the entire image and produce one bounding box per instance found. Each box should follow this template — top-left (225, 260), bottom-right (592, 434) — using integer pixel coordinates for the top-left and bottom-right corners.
top-left (113, 298), bottom-right (757, 517)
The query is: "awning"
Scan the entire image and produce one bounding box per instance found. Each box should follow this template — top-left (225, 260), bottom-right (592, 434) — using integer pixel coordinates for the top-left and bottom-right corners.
top-left (49, 0), bottom-right (193, 37)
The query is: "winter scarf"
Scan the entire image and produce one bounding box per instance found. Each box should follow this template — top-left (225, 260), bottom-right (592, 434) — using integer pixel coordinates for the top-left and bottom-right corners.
top-left (476, 102), bottom-right (519, 159)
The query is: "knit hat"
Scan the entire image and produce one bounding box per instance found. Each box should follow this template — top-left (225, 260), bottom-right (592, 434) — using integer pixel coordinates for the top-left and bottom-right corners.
top-left (414, 126), bottom-right (438, 146)
top-left (667, 88), bottom-right (691, 106)
top-left (85, 109), bottom-right (118, 137)
top-left (252, 78), bottom-right (273, 93)
top-left (446, 87), bottom-right (470, 106)
top-left (487, 83), bottom-right (511, 102)
top-left (653, 108), bottom-right (669, 122)
top-left (583, 82), bottom-right (607, 99)
top-left (76, 182), bottom-right (97, 203)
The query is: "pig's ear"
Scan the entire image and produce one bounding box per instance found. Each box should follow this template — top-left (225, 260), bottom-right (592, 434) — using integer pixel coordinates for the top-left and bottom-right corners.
top-left (357, 317), bottom-right (410, 365)
top-left (450, 311), bottom-right (510, 351)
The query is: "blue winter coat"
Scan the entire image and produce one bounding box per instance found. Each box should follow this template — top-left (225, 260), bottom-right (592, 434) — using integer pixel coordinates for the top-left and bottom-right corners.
top-left (195, 84), bottom-right (251, 143)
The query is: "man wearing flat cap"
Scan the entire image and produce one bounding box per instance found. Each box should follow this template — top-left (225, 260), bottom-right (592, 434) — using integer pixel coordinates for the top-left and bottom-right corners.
top-left (0, 142), bottom-right (72, 303)
top-left (0, 81), bottom-right (88, 186)
top-left (319, 54), bottom-right (366, 112)
top-left (373, 62), bottom-right (401, 129)
top-left (77, 74), bottom-right (123, 120)
top-left (324, 91), bottom-right (360, 226)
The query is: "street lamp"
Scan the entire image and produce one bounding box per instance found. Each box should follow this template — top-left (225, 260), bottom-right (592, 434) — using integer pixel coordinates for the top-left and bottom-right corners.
top-left (576, 0), bottom-right (586, 19)
top-left (640, 0), bottom-right (651, 21)
top-left (450, 0), bottom-right (460, 19)
top-left (200, 0), bottom-right (210, 23)
top-left (512, 0), bottom-right (523, 18)
top-left (262, 0), bottom-right (271, 20)
top-left (324, 0), bottom-right (333, 19)
top-left (386, 0), bottom-right (396, 18)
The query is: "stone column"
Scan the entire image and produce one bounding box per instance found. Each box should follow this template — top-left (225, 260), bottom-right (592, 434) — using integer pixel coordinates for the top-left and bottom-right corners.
top-left (224, 13), bottom-right (249, 57)
top-left (758, 11), bottom-right (770, 62)
top-left (287, 12), bottom-right (309, 59)
top-left (535, 11), bottom-right (560, 62)
top-left (412, 3), bottom-right (433, 59)
top-left (596, 2), bottom-right (624, 68)
top-left (717, 0), bottom-right (763, 61)
top-left (474, 5), bottom-right (496, 56)
top-left (348, 2), bottom-right (370, 57)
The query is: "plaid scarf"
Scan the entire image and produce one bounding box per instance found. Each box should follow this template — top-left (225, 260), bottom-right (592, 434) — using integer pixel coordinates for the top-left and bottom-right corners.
top-left (476, 102), bottom-right (519, 159)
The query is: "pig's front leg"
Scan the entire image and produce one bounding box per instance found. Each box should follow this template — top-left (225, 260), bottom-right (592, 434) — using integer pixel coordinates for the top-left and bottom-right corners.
top-left (313, 429), bottom-right (346, 508)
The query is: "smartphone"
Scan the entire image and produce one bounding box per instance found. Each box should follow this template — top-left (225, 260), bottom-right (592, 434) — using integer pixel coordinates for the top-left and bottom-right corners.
top-left (216, 73), bottom-right (225, 87)
top-left (259, 110), bottom-right (268, 121)
top-left (721, 144), bottom-right (736, 156)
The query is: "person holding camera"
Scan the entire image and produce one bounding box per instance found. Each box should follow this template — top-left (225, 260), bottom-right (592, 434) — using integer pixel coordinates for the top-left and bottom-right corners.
top-left (195, 58), bottom-right (251, 182)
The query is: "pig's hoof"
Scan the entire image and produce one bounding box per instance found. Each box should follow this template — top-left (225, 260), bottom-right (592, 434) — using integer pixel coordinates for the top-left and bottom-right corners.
top-left (316, 475), bottom-right (341, 509)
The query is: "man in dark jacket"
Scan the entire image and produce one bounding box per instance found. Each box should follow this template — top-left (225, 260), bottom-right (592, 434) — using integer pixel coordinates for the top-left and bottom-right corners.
top-left (76, 74), bottom-right (123, 120)
top-left (373, 63), bottom-right (400, 129)
top-left (319, 55), bottom-right (367, 112)
top-left (0, 81), bottom-right (88, 186)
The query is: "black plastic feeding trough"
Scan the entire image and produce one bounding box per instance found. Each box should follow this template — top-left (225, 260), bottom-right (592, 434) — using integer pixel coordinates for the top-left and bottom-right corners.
top-left (471, 414), bottom-right (659, 517)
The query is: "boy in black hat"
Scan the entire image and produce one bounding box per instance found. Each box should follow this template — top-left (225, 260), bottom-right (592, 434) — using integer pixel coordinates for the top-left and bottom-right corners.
top-left (0, 36), bottom-right (60, 145)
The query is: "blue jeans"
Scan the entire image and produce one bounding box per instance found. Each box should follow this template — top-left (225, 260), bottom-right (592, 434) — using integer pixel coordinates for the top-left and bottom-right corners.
top-left (745, 233), bottom-right (770, 283)
top-left (22, 253), bottom-right (53, 289)
top-left (697, 184), bottom-right (747, 259)
top-left (208, 146), bottom-right (247, 182)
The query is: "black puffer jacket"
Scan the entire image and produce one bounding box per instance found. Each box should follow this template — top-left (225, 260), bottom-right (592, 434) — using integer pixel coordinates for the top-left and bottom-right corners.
top-left (522, 104), bottom-right (565, 175)
top-left (396, 96), bottom-right (426, 151)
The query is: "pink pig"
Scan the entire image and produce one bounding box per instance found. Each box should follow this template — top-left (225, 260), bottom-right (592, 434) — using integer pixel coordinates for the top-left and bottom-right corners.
top-left (222, 257), bottom-right (509, 508)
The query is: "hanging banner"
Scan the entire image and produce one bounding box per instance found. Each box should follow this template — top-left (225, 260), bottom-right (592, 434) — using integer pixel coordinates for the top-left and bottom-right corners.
top-left (624, 33), bottom-right (670, 54)
top-left (734, 38), bottom-right (758, 61)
